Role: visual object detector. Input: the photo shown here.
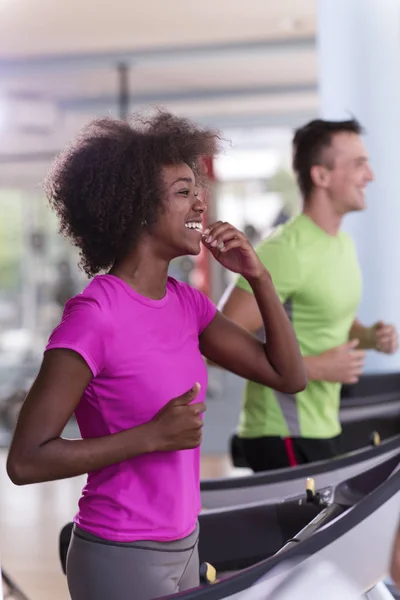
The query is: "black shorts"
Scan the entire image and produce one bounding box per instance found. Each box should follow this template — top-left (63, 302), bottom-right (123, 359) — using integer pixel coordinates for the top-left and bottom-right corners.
top-left (240, 434), bottom-right (343, 473)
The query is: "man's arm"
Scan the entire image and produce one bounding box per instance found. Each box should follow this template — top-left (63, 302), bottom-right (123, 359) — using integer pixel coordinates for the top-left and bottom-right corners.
top-left (205, 285), bottom-right (260, 368)
top-left (218, 238), bottom-right (367, 385)
top-left (218, 238), bottom-right (300, 334)
top-left (349, 318), bottom-right (398, 353)
top-left (218, 284), bottom-right (263, 334)
top-left (349, 319), bottom-right (376, 350)
top-left (200, 277), bottom-right (307, 394)
top-left (220, 287), bottom-right (365, 385)
top-left (303, 343), bottom-right (363, 384)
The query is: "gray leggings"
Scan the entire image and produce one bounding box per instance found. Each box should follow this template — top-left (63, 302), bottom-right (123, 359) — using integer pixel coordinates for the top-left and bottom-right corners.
top-left (66, 523), bottom-right (200, 600)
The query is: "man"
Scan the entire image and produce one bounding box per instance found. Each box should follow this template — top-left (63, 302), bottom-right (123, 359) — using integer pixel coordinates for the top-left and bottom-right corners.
top-left (220, 118), bottom-right (398, 472)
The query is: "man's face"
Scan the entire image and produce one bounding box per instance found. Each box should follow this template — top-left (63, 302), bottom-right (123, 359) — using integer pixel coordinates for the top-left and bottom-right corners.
top-left (322, 132), bottom-right (374, 214)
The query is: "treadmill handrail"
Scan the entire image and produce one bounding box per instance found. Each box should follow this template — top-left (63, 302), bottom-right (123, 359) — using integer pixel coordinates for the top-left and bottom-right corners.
top-left (340, 391), bottom-right (400, 409)
top-left (172, 455), bottom-right (400, 600)
top-left (200, 435), bottom-right (400, 491)
top-left (340, 372), bottom-right (400, 398)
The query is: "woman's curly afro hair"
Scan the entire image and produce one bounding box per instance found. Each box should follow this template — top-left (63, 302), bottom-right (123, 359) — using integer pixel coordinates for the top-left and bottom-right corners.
top-left (44, 110), bottom-right (221, 277)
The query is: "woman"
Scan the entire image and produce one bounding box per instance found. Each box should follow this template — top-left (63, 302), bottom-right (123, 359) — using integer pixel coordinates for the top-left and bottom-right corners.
top-left (6, 111), bottom-right (306, 600)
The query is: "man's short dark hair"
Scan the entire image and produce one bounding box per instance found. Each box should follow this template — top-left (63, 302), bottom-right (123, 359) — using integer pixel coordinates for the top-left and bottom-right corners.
top-left (292, 118), bottom-right (364, 198)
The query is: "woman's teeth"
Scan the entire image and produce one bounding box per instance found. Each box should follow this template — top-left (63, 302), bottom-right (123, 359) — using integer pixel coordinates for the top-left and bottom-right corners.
top-left (185, 222), bottom-right (203, 232)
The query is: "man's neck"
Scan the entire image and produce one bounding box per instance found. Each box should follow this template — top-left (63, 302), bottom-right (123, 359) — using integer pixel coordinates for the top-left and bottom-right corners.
top-left (302, 192), bottom-right (343, 236)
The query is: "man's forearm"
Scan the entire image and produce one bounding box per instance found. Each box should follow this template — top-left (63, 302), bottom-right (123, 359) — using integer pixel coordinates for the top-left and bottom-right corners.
top-left (303, 355), bottom-right (327, 381)
top-left (349, 319), bottom-right (376, 350)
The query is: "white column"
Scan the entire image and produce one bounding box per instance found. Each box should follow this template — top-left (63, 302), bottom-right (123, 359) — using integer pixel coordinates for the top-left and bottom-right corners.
top-left (317, 0), bottom-right (400, 372)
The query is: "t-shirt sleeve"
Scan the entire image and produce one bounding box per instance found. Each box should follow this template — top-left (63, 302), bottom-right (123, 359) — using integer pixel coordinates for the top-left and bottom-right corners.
top-left (186, 284), bottom-right (217, 334)
top-left (235, 238), bottom-right (301, 304)
top-left (45, 295), bottom-right (112, 377)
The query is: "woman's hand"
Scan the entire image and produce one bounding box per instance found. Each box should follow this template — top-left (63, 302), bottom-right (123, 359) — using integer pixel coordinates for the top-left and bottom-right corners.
top-left (202, 222), bottom-right (266, 281)
top-left (149, 383), bottom-right (206, 451)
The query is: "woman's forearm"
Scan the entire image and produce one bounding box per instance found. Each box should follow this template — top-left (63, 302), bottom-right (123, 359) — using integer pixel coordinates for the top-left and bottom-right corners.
top-left (247, 271), bottom-right (307, 390)
top-left (7, 422), bottom-right (155, 485)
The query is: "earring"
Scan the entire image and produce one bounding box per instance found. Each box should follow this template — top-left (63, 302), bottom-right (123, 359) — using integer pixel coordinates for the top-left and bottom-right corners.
top-left (141, 219), bottom-right (148, 227)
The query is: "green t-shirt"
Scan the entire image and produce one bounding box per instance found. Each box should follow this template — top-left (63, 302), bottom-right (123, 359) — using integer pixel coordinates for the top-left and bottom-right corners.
top-left (236, 213), bottom-right (362, 439)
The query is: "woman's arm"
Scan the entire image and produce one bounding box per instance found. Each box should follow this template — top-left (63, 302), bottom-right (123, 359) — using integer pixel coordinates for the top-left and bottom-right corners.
top-left (199, 223), bottom-right (307, 394)
top-left (6, 349), bottom-right (155, 485)
top-left (200, 275), bottom-right (306, 394)
top-left (7, 349), bottom-right (205, 485)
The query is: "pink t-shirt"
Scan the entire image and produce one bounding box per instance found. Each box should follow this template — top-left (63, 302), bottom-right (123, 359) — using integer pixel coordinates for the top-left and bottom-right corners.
top-left (45, 274), bottom-right (216, 542)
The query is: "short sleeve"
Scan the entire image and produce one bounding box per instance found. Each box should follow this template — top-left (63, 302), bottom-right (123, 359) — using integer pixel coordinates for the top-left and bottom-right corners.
top-left (45, 295), bottom-right (112, 377)
top-left (185, 284), bottom-right (217, 334)
top-left (236, 237), bottom-right (302, 304)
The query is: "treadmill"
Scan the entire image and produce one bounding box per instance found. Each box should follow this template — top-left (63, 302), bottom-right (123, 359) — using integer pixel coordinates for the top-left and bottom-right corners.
top-left (201, 434), bottom-right (400, 509)
top-left (340, 372), bottom-right (400, 453)
top-left (59, 478), bottom-right (326, 577)
top-left (162, 448), bottom-right (400, 600)
top-left (252, 558), bottom-right (365, 600)
top-left (58, 448), bottom-right (400, 600)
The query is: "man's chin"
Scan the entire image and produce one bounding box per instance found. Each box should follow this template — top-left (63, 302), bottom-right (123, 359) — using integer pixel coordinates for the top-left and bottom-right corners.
top-left (357, 200), bottom-right (367, 211)
top-left (348, 199), bottom-right (366, 212)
